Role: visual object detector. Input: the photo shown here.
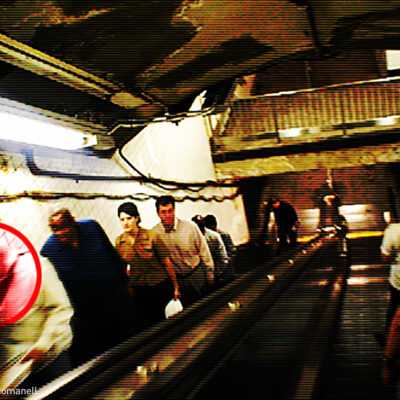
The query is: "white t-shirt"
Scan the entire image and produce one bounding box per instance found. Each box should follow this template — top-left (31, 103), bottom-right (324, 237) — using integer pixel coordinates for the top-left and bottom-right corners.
top-left (381, 223), bottom-right (400, 290)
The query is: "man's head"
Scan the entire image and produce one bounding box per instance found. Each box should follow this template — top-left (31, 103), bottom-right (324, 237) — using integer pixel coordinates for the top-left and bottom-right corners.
top-left (192, 215), bottom-right (205, 235)
top-left (270, 198), bottom-right (280, 208)
top-left (49, 208), bottom-right (78, 247)
top-left (156, 196), bottom-right (176, 231)
top-left (323, 194), bottom-right (336, 206)
top-left (204, 214), bottom-right (217, 231)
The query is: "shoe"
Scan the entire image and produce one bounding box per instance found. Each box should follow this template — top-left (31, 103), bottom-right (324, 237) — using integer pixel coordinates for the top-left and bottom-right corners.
top-left (374, 331), bottom-right (386, 347)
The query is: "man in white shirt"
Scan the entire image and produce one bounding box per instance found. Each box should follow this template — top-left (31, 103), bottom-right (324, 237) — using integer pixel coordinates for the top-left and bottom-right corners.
top-left (153, 196), bottom-right (214, 307)
top-left (379, 222), bottom-right (400, 343)
top-left (204, 214), bottom-right (236, 281)
top-left (192, 215), bottom-right (228, 286)
top-left (0, 255), bottom-right (73, 391)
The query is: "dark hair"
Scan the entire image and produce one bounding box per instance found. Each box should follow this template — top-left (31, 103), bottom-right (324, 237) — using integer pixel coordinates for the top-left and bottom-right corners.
top-left (49, 208), bottom-right (75, 226)
top-left (118, 202), bottom-right (141, 223)
top-left (155, 195), bottom-right (175, 212)
top-left (204, 214), bottom-right (217, 229)
top-left (191, 215), bottom-right (205, 234)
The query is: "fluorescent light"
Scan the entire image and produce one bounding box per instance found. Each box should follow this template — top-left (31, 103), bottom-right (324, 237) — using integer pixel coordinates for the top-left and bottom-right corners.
top-left (375, 115), bottom-right (399, 126)
top-left (339, 204), bottom-right (368, 214)
top-left (386, 50), bottom-right (400, 70)
top-left (0, 111), bottom-right (96, 150)
top-left (279, 127), bottom-right (302, 138)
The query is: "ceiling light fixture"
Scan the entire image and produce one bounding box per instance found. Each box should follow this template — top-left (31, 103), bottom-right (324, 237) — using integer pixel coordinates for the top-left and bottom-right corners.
top-left (279, 127), bottom-right (302, 138)
top-left (0, 111), bottom-right (96, 150)
top-left (375, 115), bottom-right (399, 126)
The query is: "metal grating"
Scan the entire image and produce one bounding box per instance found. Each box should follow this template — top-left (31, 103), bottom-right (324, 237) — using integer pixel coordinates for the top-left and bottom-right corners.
top-left (217, 77), bottom-right (400, 152)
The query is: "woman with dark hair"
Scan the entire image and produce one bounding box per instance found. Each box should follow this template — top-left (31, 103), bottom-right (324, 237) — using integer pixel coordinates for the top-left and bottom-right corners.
top-left (115, 202), bottom-right (180, 328)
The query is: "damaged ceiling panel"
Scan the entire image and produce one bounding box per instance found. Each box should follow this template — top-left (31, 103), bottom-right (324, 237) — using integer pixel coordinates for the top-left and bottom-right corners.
top-left (308, 1), bottom-right (400, 49)
top-left (0, 1), bottom-right (399, 153)
top-left (0, 1), bottom-right (313, 109)
top-left (134, 0), bottom-right (313, 106)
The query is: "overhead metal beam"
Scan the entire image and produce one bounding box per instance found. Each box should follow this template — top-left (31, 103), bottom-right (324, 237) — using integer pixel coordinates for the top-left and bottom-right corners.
top-left (0, 33), bottom-right (152, 109)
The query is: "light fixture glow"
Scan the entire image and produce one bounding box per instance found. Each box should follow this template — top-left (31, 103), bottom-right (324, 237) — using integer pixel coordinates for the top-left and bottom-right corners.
top-left (386, 50), bottom-right (400, 70)
top-left (279, 127), bottom-right (302, 138)
top-left (375, 115), bottom-right (399, 126)
top-left (0, 111), bottom-right (96, 150)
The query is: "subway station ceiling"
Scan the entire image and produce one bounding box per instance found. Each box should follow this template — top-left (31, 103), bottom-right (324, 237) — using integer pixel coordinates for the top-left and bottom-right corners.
top-left (0, 1), bottom-right (400, 153)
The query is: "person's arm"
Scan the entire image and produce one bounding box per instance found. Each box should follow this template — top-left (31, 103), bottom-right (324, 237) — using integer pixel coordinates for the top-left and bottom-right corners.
top-left (289, 203), bottom-right (300, 227)
top-left (214, 232), bottom-right (229, 266)
top-left (223, 233), bottom-right (236, 260)
top-left (383, 306), bottom-right (400, 385)
top-left (381, 226), bottom-right (395, 264)
top-left (115, 235), bottom-right (131, 277)
top-left (92, 220), bottom-right (128, 279)
top-left (152, 231), bottom-right (180, 299)
top-left (21, 258), bottom-right (73, 370)
top-left (163, 256), bottom-right (180, 300)
top-left (193, 226), bottom-right (214, 283)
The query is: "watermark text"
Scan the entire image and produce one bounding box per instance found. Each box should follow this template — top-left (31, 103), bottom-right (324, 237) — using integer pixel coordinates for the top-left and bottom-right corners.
top-left (1, 387), bottom-right (37, 396)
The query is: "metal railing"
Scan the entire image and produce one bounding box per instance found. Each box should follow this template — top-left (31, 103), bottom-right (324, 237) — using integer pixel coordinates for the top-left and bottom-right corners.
top-left (28, 234), bottom-right (348, 399)
top-left (214, 76), bottom-right (400, 153)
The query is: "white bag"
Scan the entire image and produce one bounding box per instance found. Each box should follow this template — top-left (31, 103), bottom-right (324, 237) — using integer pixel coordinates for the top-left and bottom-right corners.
top-left (165, 298), bottom-right (183, 319)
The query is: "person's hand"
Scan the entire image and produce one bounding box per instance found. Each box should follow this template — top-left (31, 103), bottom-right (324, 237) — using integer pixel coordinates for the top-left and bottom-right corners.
top-left (21, 348), bottom-right (47, 371)
top-left (174, 287), bottom-right (181, 300)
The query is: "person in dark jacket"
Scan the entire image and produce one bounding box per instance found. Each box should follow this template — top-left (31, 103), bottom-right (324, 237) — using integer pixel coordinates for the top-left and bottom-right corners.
top-left (270, 198), bottom-right (299, 252)
top-left (41, 208), bottom-right (137, 366)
